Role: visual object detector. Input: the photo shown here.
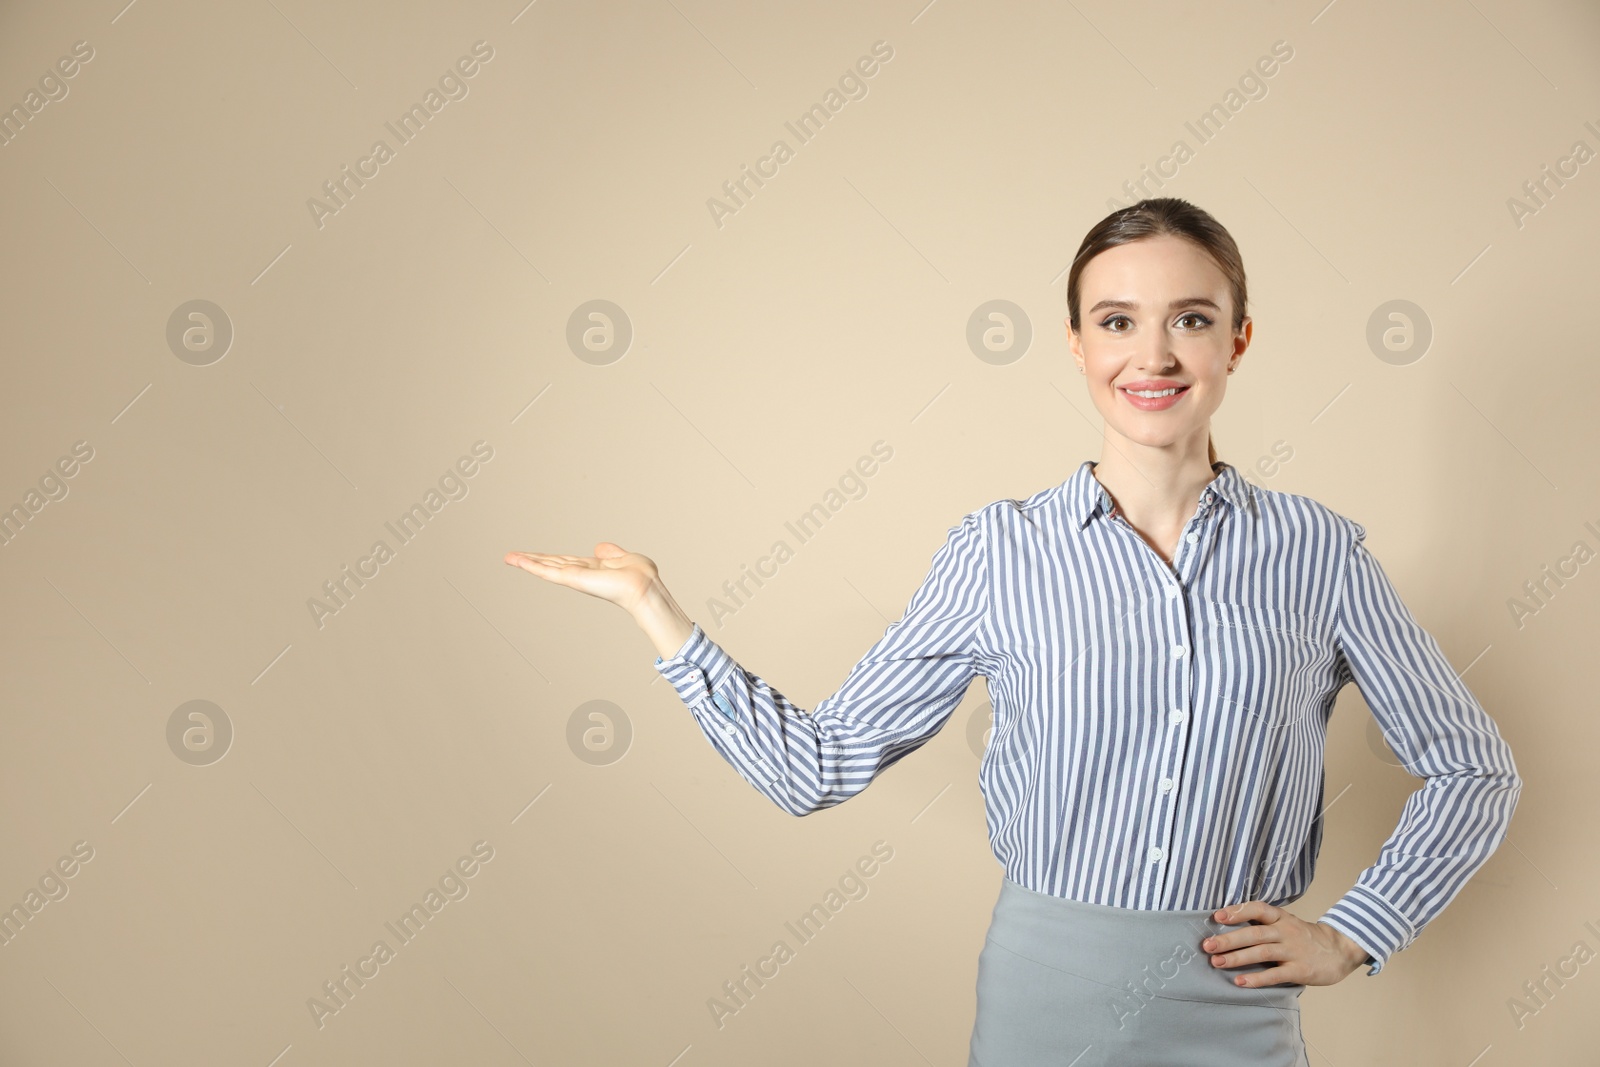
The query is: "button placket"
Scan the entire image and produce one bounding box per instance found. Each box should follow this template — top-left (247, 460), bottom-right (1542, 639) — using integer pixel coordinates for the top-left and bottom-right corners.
top-left (1150, 574), bottom-right (1195, 901)
top-left (709, 691), bottom-right (740, 738)
top-left (1099, 491), bottom-right (1198, 902)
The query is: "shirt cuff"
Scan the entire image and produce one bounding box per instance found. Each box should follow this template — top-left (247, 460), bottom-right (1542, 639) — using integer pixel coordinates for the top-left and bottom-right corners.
top-left (652, 622), bottom-right (738, 711)
top-left (1316, 885), bottom-right (1415, 977)
top-left (654, 625), bottom-right (699, 666)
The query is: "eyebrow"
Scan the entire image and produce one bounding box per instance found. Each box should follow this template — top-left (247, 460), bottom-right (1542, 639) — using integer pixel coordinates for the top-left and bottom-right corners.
top-left (1087, 297), bottom-right (1223, 315)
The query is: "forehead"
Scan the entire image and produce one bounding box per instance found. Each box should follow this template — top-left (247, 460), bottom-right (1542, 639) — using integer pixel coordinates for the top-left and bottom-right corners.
top-left (1078, 234), bottom-right (1228, 297)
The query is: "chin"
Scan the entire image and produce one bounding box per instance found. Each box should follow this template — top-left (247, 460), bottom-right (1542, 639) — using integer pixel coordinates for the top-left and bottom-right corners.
top-left (1112, 425), bottom-right (1193, 448)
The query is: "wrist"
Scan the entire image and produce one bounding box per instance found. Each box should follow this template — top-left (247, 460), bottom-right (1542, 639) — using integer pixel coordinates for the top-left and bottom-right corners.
top-left (1319, 922), bottom-right (1369, 969)
top-left (633, 581), bottom-right (695, 660)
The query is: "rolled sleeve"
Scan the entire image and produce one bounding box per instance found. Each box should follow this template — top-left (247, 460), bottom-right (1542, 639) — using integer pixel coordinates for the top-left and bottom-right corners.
top-left (1316, 519), bottom-right (1523, 976)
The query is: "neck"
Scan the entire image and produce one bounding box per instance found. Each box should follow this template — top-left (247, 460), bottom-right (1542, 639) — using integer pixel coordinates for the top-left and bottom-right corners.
top-left (1090, 452), bottom-right (1220, 531)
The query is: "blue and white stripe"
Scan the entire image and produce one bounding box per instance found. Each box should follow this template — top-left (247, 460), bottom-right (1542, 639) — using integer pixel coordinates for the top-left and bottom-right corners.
top-left (653, 459), bottom-right (1522, 976)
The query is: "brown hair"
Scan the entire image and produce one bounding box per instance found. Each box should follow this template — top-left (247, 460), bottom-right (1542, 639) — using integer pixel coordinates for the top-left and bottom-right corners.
top-left (1065, 197), bottom-right (1247, 468)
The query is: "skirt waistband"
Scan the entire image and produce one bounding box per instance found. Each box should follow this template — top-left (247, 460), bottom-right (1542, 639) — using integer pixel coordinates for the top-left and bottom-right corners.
top-left (985, 876), bottom-right (1305, 1013)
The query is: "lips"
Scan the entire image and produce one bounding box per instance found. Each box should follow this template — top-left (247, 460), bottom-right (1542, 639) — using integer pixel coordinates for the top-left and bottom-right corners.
top-left (1116, 382), bottom-right (1190, 411)
top-left (1117, 379), bottom-right (1190, 396)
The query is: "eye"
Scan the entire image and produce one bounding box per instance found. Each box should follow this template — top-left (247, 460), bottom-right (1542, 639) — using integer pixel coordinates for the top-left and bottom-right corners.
top-left (1177, 312), bottom-right (1213, 329)
top-left (1099, 313), bottom-right (1132, 332)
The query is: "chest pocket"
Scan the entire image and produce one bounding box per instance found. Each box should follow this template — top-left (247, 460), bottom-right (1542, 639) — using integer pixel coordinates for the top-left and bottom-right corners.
top-left (1205, 602), bottom-right (1333, 729)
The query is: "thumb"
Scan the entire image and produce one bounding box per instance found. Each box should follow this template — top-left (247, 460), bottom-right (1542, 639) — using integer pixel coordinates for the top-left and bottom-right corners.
top-left (594, 542), bottom-right (628, 559)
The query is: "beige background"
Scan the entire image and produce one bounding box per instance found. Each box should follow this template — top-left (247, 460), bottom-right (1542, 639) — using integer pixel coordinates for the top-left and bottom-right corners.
top-left (0, 0), bottom-right (1594, 1063)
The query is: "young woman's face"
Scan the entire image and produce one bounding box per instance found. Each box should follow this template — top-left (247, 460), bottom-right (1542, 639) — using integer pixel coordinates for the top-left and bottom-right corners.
top-left (1067, 233), bottom-right (1251, 457)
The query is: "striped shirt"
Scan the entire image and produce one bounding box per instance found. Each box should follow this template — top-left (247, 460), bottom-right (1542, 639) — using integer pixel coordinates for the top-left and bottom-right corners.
top-left (653, 459), bottom-right (1522, 976)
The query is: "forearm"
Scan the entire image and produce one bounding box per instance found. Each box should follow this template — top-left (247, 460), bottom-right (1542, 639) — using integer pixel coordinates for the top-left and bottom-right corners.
top-left (654, 634), bottom-right (930, 817)
top-left (648, 613), bottom-right (838, 816)
top-left (632, 579), bottom-right (696, 661)
top-left (648, 512), bottom-right (988, 816)
top-left (1315, 767), bottom-right (1521, 976)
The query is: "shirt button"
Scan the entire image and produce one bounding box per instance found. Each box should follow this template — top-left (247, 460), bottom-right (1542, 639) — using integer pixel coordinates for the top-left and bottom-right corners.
top-left (1165, 585), bottom-right (1180, 598)
top-left (1149, 846), bottom-right (1164, 862)
top-left (1170, 708), bottom-right (1186, 725)
top-left (1172, 645), bottom-right (1186, 658)
top-left (1159, 777), bottom-right (1174, 792)
top-left (1186, 532), bottom-right (1199, 544)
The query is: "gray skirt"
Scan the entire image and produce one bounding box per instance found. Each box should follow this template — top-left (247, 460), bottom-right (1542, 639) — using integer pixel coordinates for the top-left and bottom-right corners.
top-left (969, 877), bottom-right (1308, 1067)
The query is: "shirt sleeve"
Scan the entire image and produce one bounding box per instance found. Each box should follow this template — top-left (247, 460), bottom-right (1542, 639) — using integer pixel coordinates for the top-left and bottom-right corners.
top-left (1315, 520), bottom-right (1523, 976)
top-left (651, 510), bottom-right (990, 816)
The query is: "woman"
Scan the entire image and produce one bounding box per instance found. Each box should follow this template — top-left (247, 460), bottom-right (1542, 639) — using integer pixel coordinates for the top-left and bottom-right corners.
top-left (505, 198), bottom-right (1522, 1065)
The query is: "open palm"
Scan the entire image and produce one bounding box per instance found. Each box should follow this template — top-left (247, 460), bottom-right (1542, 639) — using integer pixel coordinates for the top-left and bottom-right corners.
top-left (503, 542), bottom-right (658, 614)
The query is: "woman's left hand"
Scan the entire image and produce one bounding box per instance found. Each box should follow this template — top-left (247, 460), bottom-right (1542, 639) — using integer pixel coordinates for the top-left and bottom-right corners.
top-left (1201, 901), bottom-right (1371, 987)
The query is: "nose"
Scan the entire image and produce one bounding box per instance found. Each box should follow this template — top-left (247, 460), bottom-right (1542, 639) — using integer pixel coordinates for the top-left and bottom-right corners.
top-left (1133, 349), bottom-right (1179, 375)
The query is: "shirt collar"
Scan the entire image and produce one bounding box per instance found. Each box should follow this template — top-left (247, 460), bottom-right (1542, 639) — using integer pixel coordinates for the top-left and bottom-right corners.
top-left (1065, 460), bottom-right (1252, 530)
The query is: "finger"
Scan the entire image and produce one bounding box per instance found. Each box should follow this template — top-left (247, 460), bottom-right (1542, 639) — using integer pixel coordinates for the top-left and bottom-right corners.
top-left (1208, 938), bottom-right (1284, 970)
top-left (1214, 901), bottom-right (1277, 925)
top-left (1202, 903), bottom-right (1250, 953)
top-left (1201, 921), bottom-right (1279, 954)
top-left (508, 552), bottom-right (584, 568)
top-left (505, 553), bottom-right (569, 575)
top-left (1203, 921), bottom-right (1283, 960)
top-left (1229, 960), bottom-right (1304, 988)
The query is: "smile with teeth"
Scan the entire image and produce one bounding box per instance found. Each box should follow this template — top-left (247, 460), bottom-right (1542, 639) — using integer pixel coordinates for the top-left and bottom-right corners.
top-left (1123, 386), bottom-right (1186, 397)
